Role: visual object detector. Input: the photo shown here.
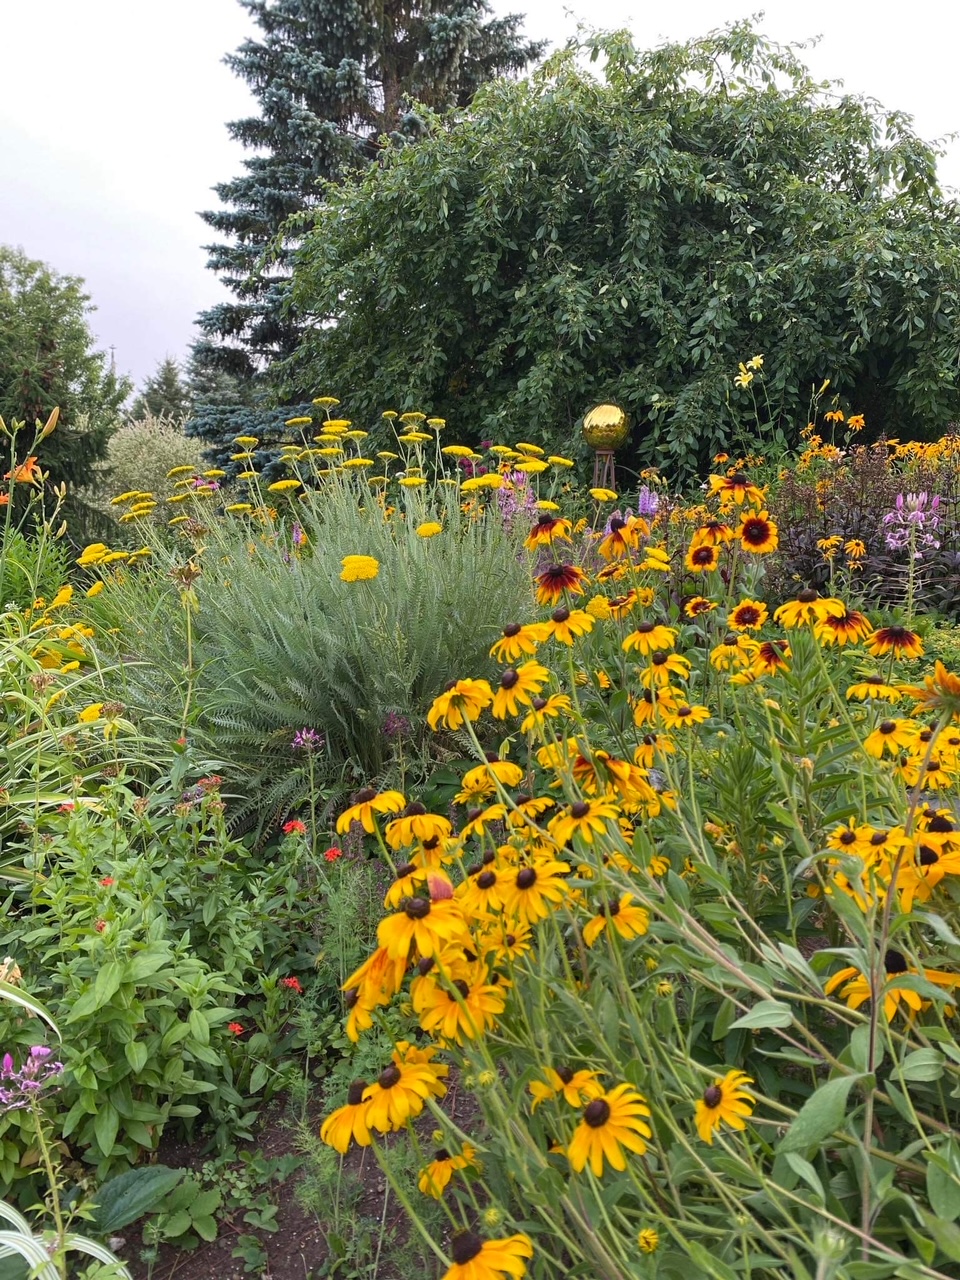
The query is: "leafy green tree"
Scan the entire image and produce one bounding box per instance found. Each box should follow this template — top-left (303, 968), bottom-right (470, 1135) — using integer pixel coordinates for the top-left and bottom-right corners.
top-left (196, 0), bottom-right (545, 383)
top-left (0, 246), bottom-right (128, 490)
top-left (129, 356), bottom-right (192, 421)
top-left (286, 25), bottom-right (960, 476)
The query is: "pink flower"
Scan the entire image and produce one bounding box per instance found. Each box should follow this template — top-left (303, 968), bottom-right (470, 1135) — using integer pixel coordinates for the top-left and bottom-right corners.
top-left (324, 846), bottom-right (343, 863)
top-left (283, 819), bottom-right (307, 835)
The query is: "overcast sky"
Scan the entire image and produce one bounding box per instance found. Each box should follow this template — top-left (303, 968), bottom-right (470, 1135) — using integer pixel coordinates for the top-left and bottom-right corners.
top-left (2, 0), bottom-right (959, 391)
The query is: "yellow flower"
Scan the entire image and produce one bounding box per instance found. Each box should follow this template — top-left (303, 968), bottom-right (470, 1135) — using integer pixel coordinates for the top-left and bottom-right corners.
top-left (78, 703), bottom-right (104, 723)
top-left (637, 1228), bottom-right (659, 1253)
top-left (85, 582), bottom-right (104, 598)
top-left (461, 474), bottom-right (503, 492)
top-left (441, 1232), bottom-right (532, 1280)
top-left (590, 488), bottom-right (618, 501)
top-left (417, 521), bottom-right (443, 538)
top-left (694, 1069), bottom-right (755, 1143)
top-left (427, 679), bottom-right (494, 731)
top-left (49, 586), bottom-right (73, 610)
top-left (340, 555), bottom-right (380, 582)
top-left (567, 1084), bottom-right (652, 1176)
top-left (268, 479), bottom-right (302, 492)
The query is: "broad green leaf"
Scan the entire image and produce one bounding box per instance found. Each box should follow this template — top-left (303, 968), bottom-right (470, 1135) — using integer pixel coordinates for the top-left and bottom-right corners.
top-left (778, 1074), bottom-right (865, 1154)
top-left (90, 1166), bottom-right (185, 1232)
top-left (729, 999), bottom-right (792, 1030)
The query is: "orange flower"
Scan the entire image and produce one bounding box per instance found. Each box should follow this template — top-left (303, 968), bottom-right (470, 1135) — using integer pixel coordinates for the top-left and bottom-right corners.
top-left (4, 456), bottom-right (41, 486)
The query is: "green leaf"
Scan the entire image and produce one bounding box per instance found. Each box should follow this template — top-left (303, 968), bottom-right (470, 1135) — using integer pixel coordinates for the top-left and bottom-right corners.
top-left (0, 981), bottom-right (60, 1039)
top-left (918, 1208), bottom-right (960, 1263)
top-left (161, 1209), bottom-right (193, 1239)
top-left (899, 1048), bottom-right (945, 1082)
top-left (93, 1101), bottom-right (120, 1157)
top-left (193, 1214), bottom-right (218, 1242)
top-left (926, 1144), bottom-right (960, 1222)
top-left (124, 1041), bottom-right (148, 1073)
top-left (778, 1074), bottom-right (864, 1154)
top-left (729, 999), bottom-right (792, 1030)
top-left (90, 1166), bottom-right (185, 1232)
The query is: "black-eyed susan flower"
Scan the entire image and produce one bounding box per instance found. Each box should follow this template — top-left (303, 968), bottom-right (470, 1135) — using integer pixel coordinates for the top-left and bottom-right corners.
top-left (457, 865), bottom-right (505, 916)
top-left (383, 862), bottom-right (434, 909)
top-left (737, 510), bottom-right (778, 554)
top-left (582, 894), bottom-right (649, 947)
top-left (900, 661), bottom-right (960, 718)
top-left (684, 595), bottom-right (717, 618)
top-left (567, 1084), bottom-right (652, 1176)
top-left (824, 950), bottom-right (960, 1021)
top-left (660, 702), bottom-right (710, 729)
top-left (492, 660), bottom-right (550, 718)
top-left (863, 718), bottom-right (917, 759)
top-left (320, 1079), bottom-right (372, 1153)
top-left (685, 542), bottom-right (720, 573)
top-left (774, 590), bottom-right (845, 629)
top-left (499, 858), bottom-right (571, 924)
top-left (692, 518), bottom-right (735, 547)
top-left (548, 798), bottom-right (620, 846)
top-left (637, 1228), bottom-right (659, 1254)
top-left (441, 1231), bottom-right (532, 1280)
top-left (865, 626), bottom-right (924, 660)
top-left (622, 621), bottom-right (677, 656)
top-left (416, 966), bottom-right (507, 1042)
top-left (385, 805), bottom-right (453, 850)
top-left (710, 634), bottom-right (759, 671)
top-left (598, 516), bottom-right (646, 561)
top-left (694, 1070), bottom-right (755, 1143)
top-left (898, 844), bottom-right (960, 912)
top-left (815, 607), bottom-right (873, 646)
top-left (377, 893), bottom-right (467, 961)
top-left (363, 1048), bottom-right (448, 1133)
top-left (535, 562), bottom-right (586, 605)
top-left (729, 599), bottom-right (768, 631)
top-left (529, 1066), bottom-right (604, 1109)
top-left (542, 607), bottom-right (595, 645)
top-left (428, 679), bottom-right (494, 731)
top-left (418, 1143), bottom-right (478, 1198)
top-left (707, 473), bottom-right (765, 508)
top-left (639, 651), bottom-right (691, 688)
top-left (846, 674), bottom-right (901, 703)
top-left (489, 622), bottom-right (550, 663)
top-left (524, 514), bottom-right (572, 550)
top-left (336, 787), bottom-right (406, 834)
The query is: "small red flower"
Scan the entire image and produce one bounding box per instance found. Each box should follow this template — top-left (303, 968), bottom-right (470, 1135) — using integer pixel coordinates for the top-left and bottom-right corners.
top-left (281, 976), bottom-right (304, 994)
top-left (283, 819), bottom-right (307, 835)
top-left (324, 846), bottom-right (343, 862)
top-left (95, 919), bottom-right (106, 933)
top-left (198, 775), bottom-right (223, 792)
top-left (58, 803), bottom-right (75, 814)
top-left (99, 877), bottom-right (115, 887)
top-left (228, 1022), bottom-right (244, 1035)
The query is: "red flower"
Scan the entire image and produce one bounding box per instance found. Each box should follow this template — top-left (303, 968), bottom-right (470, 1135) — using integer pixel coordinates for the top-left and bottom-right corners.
top-left (281, 976), bottom-right (304, 994)
top-left (324, 846), bottom-right (343, 862)
top-left (58, 803), bottom-right (75, 814)
top-left (198, 775), bottom-right (223, 792)
top-left (95, 919), bottom-right (106, 933)
top-left (99, 877), bottom-right (115, 887)
top-left (283, 819), bottom-right (307, 835)
top-left (228, 1022), bottom-right (244, 1035)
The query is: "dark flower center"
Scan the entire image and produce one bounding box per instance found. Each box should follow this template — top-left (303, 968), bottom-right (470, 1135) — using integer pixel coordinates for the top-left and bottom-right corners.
top-left (417, 956), bottom-right (435, 976)
top-left (723, 634), bottom-right (737, 646)
top-left (839, 831), bottom-right (857, 845)
top-left (505, 933), bottom-right (516, 946)
top-left (516, 867), bottom-right (537, 890)
top-left (677, 706), bottom-right (692, 718)
top-left (552, 607), bottom-right (571, 623)
top-left (651, 651), bottom-right (668, 665)
top-left (571, 801), bottom-right (591, 819)
top-left (433, 1147), bottom-right (451, 1162)
top-left (422, 835), bottom-right (441, 850)
top-left (452, 979), bottom-right (470, 1000)
top-left (870, 831), bottom-right (888, 846)
top-left (503, 623), bottom-right (521, 637)
top-left (885, 949), bottom-right (908, 975)
top-left (466, 863), bottom-right (483, 878)
top-left (477, 871), bottom-right (497, 890)
top-left (396, 862), bottom-right (417, 879)
top-left (583, 1098), bottom-right (611, 1128)
top-left (378, 1064), bottom-right (401, 1089)
top-left (347, 1079), bottom-right (367, 1106)
top-left (797, 588), bottom-right (818, 603)
top-left (355, 787), bottom-right (377, 804)
top-left (516, 793), bottom-right (531, 805)
top-left (919, 846), bottom-right (939, 866)
top-left (451, 1232), bottom-right (484, 1265)
top-left (879, 721), bottom-right (897, 735)
top-left (610, 517), bottom-right (626, 532)
top-left (482, 849), bottom-right (496, 865)
top-left (404, 896), bottom-right (431, 920)
top-left (467, 808), bottom-right (483, 824)
top-left (703, 1085), bottom-right (723, 1108)
top-left (693, 547), bottom-right (714, 564)
top-left (729, 472), bottom-right (748, 485)
top-left (344, 988), bottom-right (359, 1009)
top-left (531, 697), bottom-right (548, 710)
top-left (636, 622), bottom-right (654, 633)
top-left (928, 814), bottom-right (955, 833)
top-left (536, 514), bottom-right (554, 527)
top-left (500, 669), bottom-right (519, 689)
top-left (406, 801), bottom-right (427, 816)
top-left (556, 1066), bottom-right (574, 1084)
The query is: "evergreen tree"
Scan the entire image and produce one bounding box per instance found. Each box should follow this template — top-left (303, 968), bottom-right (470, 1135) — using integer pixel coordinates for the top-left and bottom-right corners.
top-left (184, 340), bottom-right (254, 408)
top-left (196, 0), bottom-right (545, 383)
top-left (0, 245), bottom-right (128, 491)
top-left (129, 356), bottom-right (192, 420)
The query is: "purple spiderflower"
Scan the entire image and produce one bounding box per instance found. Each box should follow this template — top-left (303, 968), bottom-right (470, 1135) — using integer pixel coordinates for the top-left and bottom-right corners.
top-left (383, 711), bottom-right (411, 739)
top-left (0, 1046), bottom-right (64, 1111)
top-left (883, 492), bottom-right (941, 558)
top-left (292, 728), bottom-right (324, 752)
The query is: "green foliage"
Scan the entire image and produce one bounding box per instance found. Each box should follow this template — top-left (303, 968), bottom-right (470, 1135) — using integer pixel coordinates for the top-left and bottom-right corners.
top-left (184, 399), bottom-right (318, 480)
top-left (0, 247), bottom-right (128, 492)
top-left (0, 528), bottom-right (69, 613)
top-left (86, 415), bottom-right (207, 522)
top-left (288, 24), bottom-right (960, 475)
top-left (128, 358), bottom-right (192, 422)
top-left (196, 0), bottom-right (545, 381)
top-left (83, 467), bottom-right (536, 830)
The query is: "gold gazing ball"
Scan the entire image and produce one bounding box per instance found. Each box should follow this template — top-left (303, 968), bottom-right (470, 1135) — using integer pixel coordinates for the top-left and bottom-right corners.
top-left (582, 403), bottom-right (629, 450)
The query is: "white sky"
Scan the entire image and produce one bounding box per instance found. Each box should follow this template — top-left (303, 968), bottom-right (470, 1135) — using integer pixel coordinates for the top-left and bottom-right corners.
top-left (2, 0), bottom-right (958, 390)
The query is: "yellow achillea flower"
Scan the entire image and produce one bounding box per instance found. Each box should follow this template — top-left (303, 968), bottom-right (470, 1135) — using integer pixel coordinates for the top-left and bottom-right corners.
top-left (590, 488), bottom-right (618, 501)
top-left (567, 1084), bottom-right (652, 1175)
top-left (582, 894), bottom-right (649, 947)
top-left (441, 1232), bottom-right (532, 1280)
top-left (78, 703), bottom-right (104, 723)
top-left (85, 582), bottom-right (104, 598)
top-left (340, 554), bottom-right (380, 582)
top-left (694, 1069), bottom-right (755, 1143)
top-left (417, 521), bottom-right (443, 538)
top-left (461, 474), bottom-right (503, 492)
top-left (268, 478), bottom-right (302, 492)
top-left (427, 678), bottom-right (494, 730)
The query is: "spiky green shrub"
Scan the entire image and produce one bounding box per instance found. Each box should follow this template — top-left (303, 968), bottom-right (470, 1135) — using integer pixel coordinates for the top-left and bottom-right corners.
top-left (82, 471), bottom-right (536, 830)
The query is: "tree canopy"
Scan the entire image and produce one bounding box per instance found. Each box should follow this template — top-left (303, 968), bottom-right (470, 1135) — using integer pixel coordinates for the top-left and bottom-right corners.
top-left (0, 245), bottom-right (128, 490)
top-left (286, 24), bottom-right (960, 475)
top-left (195, 0), bottom-right (545, 384)
top-left (129, 356), bottom-right (192, 421)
